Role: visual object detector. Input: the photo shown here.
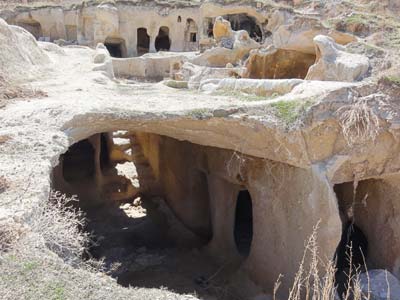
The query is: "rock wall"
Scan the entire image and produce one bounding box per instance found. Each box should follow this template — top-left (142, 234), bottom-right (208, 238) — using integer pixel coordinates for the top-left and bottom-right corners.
top-left (0, 18), bottom-right (50, 82)
top-left (244, 47), bottom-right (316, 79)
top-left (134, 132), bottom-right (341, 297)
top-left (4, 2), bottom-right (269, 57)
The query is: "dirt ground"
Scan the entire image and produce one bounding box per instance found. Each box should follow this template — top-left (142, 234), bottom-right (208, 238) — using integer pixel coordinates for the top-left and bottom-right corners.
top-left (82, 196), bottom-right (240, 300)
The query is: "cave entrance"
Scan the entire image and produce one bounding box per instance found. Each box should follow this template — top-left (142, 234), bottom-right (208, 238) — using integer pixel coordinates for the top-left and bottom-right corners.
top-left (17, 19), bottom-right (42, 40)
top-left (155, 26), bottom-right (171, 51)
top-left (234, 190), bottom-right (253, 257)
top-left (184, 18), bottom-right (198, 51)
top-left (51, 131), bottom-right (235, 299)
top-left (104, 37), bottom-right (127, 58)
top-left (65, 25), bottom-right (77, 41)
top-left (205, 18), bottom-right (214, 38)
top-left (333, 178), bottom-right (400, 277)
top-left (62, 139), bottom-right (95, 183)
top-left (137, 28), bottom-right (150, 56)
top-left (223, 13), bottom-right (263, 42)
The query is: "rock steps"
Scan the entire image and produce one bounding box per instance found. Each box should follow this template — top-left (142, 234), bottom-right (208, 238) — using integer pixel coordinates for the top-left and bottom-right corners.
top-left (105, 131), bottom-right (160, 201)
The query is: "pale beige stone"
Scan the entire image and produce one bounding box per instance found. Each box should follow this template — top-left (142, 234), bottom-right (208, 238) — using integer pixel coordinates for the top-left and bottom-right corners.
top-left (305, 35), bottom-right (369, 82)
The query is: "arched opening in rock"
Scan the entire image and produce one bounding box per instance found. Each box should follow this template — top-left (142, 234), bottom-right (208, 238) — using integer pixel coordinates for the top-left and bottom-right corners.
top-left (333, 178), bottom-right (399, 276)
top-left (62, 139), bottom-right (95, 183)
top-left (244, 48), bottom-right (317, 79)
top-left (234, 190), bottom-right (253, 257)
top-left (65, 25), bottom-right (78, 41)
top-left (184, 18), bottom-right (198, 51)
top-left (104, 37), bottom-right (127, 58)
top-left (223, 13), bottom-right (263, 42)
top-left (137, 28), bottom-right (150, 56)
top-left (333, 181), bottom-right (371, 297)
top-left (206, 18), bottom-right (214, 38)
top-left (155, 26), bottom-right (171, 51)
top-left (177, 16), bottom-right (182, 23)
top-left (16, 19), bottom-right (42, 40)
top-left (51, 131), bottom-right (241, 298)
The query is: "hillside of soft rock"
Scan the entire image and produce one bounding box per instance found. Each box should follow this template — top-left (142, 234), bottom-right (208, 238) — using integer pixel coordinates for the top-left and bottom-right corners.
top-left (1, 1), bottom-right (400, 300)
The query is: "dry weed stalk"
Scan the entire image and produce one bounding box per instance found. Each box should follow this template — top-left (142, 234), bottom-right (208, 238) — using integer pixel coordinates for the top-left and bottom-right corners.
top-left (262, 159), bottom-right (290, 191)
top-left (226, 151), bottom-right (248, 181)
top-left (336, 95), bottom-right (380, 146)
top-left (276, 222), bottom-right (370, 300)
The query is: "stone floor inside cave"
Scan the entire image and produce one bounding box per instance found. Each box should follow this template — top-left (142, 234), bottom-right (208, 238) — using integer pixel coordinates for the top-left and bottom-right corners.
top-left (83, 198), bottom-right (223, 299)
top-left (80, 193), bottom-right (248, 300)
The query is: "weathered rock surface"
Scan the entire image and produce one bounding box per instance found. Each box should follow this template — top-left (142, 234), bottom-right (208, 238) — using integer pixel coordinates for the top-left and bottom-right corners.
top-left (200, 78), bottom-right (303, 96)
top-left (213, 16), bottom-right (233, 42)
top-left (0, 18), bottom-right (49, 82)
top-left (92, 43), bottom-right (114, 79)
top-left (191, 33), bottom-right (259, 67)
top-left (267, 10), bottom-right (356, 54)
top-left (112, 52), bottom-right (193, 79)
top-left (306, 35), bottom-right (369, 81)
top-left (178, 62), bottom-right (244, 89)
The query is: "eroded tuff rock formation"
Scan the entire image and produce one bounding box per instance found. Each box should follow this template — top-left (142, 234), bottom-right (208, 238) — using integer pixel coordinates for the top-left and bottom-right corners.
top-left (1, 1), bottom-right (400, 299)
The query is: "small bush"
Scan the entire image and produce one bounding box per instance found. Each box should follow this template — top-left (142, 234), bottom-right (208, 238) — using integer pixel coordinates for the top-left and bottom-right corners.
top-left (27, 191), bottom-right (91, 265)
top-left (336, 97), bottom-right (380, 146)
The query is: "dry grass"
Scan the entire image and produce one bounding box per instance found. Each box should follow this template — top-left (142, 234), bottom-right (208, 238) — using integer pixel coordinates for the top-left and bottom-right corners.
top-left (336, 95), bottom-right (380, 147)
top-left (26, 191), bottom-right (92, 265)
top-left (0, 190), bottom-right (197, 300)
top-left (0, 75), bottom-right (47, 108)
top-left (0, 221), bottom-right (25, 253)
top-left (274, 223), bottom-right (370, 300)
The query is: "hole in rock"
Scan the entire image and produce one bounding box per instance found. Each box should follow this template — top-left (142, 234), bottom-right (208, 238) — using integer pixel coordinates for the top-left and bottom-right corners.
top-left (105, 37), bottom-right (127, 58)
top-left (245, 49), bottom-right (316, 79)
top-left (137, 28), bottom-right (150, 56)
top-left (234, 190), bottom-right (253, 256)
top-left (17, 19), bottom-right (43, 40)
top-left (223, 13), bottom-right (263, 42)
top-left (155, 26), bottom-right (171, 51)
top-left (185, 18), bottom-right (198, 43)
top-left (51, 131), bottom-right (249, 299)
top-left (62, 139), bottom-right (95, 183)
top-left (332, 179), bottom-right (397, 270)
top-left (333, 181), bottom-right (373, 298)
top-left (205, 18), bottom-right (214, 37)
top-left (65, 25), bottom-right (77, 41)
top-left (190, 32), bottom-right (197, 42)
